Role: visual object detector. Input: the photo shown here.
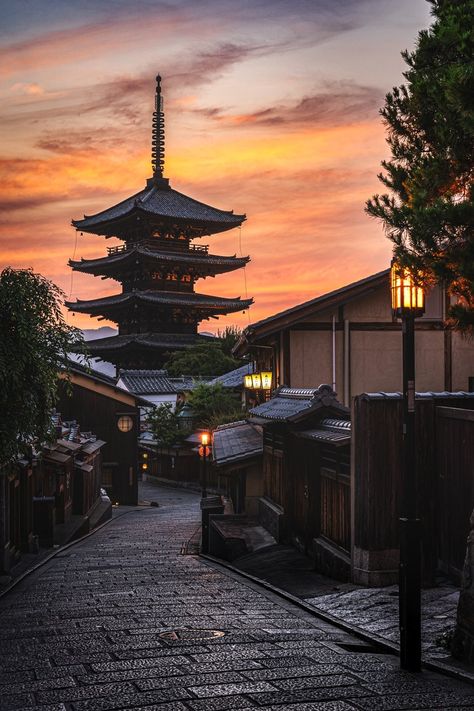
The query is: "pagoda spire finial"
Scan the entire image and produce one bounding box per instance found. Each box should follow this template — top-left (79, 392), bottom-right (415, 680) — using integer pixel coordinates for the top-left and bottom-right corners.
top-left (151, 74), bottom-right (165, 179)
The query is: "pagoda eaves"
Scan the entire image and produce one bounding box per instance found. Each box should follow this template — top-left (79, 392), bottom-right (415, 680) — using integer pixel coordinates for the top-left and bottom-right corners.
top-left (69, 244), bottom-right (249, 279)
top-left (72, 180), bottom-right (245, 239)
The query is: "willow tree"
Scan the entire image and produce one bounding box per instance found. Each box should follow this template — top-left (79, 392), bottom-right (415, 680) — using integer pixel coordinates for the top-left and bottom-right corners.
top-left (367, 0), bottom-right (474, 333)
top-left (0, 268), bottom-right (84, 464)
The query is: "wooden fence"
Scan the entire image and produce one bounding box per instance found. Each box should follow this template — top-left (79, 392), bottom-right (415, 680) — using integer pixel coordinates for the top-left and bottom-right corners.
top-left (436, 406), bottom-right (474, 582)
top-left (352, 393), bottom-right (474, 585)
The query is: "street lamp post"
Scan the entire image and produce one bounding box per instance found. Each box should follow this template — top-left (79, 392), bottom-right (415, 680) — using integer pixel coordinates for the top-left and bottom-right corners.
top-left (391, 262), bottom-right (425, 672)
top-left (200, 431), bottom-right (210, 499)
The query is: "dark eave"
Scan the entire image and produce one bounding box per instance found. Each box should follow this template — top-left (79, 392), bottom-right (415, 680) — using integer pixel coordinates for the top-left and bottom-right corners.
top-left (82, 332), bottom-right (213, 355)
top-left (72, 180), bottom-right (245, 237)
top-left (69, 246), bottom-right (250, 276)
top-left (66, 290), bottom-right (253, 317)
top-left (233, 269), bottom-right (390, 356)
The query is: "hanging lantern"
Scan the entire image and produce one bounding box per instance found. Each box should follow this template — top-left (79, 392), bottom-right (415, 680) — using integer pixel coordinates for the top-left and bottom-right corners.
top-left (251, 373), bottom-right (262, 389)
top-left (243, 374), bottom-right (253, 388)
top-left (260, 371), bottom-right (272, 390)
top-left (391, 261), bottom-right (425, 317)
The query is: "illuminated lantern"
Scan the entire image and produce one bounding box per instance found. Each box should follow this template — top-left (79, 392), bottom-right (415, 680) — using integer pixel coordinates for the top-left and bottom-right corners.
top-left (243, 374), bottom-right (253, 389)
top-left (251, 373), bottom-right (262, 389)
top-left (261, 371), bottom-right (272, 390)
top-left (201, 432), bottom-right (210, 447)
top-left (391, 262), bottom-right (425, 318)
top-left (117, 415), bottom-right (133, 432)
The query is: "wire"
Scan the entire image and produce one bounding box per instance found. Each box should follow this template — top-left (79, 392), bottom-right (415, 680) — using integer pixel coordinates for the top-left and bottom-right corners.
top-left (239, 224), bottom-right (251, 324)
top-left (69, 230), bottom-right (79, 298)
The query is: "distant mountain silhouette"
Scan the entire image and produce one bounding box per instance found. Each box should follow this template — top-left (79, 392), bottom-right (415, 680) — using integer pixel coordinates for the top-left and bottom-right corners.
top-left (82, 326), bottom-right (117, 341)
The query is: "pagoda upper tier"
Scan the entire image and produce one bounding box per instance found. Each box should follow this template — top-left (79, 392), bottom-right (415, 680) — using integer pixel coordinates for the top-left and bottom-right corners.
top-left (72, 177), bottom-right (245, 240)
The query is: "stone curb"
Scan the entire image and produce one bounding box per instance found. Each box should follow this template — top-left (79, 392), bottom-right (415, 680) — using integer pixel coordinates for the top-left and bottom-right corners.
top-left (200, 552), bottom-right (474, 688)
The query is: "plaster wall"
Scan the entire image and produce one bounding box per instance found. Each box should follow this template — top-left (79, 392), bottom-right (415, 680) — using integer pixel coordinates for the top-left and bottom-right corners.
top-left (343, 287), bottom-right (392, 322)
top-left (290, 331), bottom-right (333, 388)
top-left (349, 331), bottom-right (401, 395)
top-left (414, 331), bottom-right (445, 392)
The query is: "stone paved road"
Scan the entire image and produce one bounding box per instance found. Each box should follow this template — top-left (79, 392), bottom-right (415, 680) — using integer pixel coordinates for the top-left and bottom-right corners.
top-left (1, 486), bottom-right (474, 710)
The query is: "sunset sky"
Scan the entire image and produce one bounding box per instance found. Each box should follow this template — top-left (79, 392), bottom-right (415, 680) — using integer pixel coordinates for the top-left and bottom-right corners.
top-left (0, 0), bottom-right (431, 334)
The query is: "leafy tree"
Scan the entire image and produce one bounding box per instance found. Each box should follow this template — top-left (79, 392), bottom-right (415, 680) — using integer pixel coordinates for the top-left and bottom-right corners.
top-left (0, 268), bottom-right (84, 465)
top-left (164, 341), bottom-right (241, 377)
top-left (216, 325), bottom-right (243, 357)
top-left (146, 403), bottom-right (184, 448)
top-left (188, 382), bottom-right (242, 428)
top-left (366, 0), bottom-right (474, 332)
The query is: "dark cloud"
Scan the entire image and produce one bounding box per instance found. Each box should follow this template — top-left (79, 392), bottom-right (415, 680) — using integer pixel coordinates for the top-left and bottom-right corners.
top-left (195, 81), bottom-right (383, 129)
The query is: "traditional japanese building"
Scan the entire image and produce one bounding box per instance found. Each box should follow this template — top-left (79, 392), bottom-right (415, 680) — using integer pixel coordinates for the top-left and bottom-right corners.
top-left (67, 76), bottom-right (252, 369)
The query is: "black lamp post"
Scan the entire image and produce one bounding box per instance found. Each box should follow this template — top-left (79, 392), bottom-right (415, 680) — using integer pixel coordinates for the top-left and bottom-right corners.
top-left (391, 261), bottom-right (425, 672)
top-left (200, 431), bottom-right (210, 499)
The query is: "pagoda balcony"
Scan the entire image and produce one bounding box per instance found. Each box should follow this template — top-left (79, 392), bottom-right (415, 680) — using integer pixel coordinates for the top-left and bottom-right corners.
top-left (107, 240), bottom-right (209, 257)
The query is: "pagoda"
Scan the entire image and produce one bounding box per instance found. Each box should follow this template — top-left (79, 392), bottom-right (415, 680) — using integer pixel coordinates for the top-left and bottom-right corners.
top-left (67, 75), bottom-right (252, 370)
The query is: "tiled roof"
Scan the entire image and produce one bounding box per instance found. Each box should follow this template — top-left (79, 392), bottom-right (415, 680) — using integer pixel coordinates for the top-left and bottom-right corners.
top-left (70, 245), bottom-right (249, 274)
top-left (72, 182), bottom-right (245, 236)
top-left (119, 369), bottom-right (177, 395)
top-left (66, 290), bottom-right (253, 315)
top-left (361, 391), bottom-right (474, 400)
top-left (250, 384), bottom-right (349, 423)
top-left (296, 418), bottom-right (351, 446)
top-left (212, 421), bottom-right (263, 466)
top-left (84, 332), bottom-right (210, 353)
top-left (169, 375), bottom-right (215, 391)
top-left (209, 363), bottom-right (253, 389)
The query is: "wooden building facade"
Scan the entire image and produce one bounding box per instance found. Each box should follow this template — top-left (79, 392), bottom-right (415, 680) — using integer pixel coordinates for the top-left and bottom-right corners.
top-left (234, 270), bottom-right (474, 401)
top-left (57, 365), bottom-right (145, 505)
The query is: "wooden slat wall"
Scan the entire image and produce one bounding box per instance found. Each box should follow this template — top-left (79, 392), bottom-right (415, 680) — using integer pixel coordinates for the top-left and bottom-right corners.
top-left (353, 395), bottom-right (474, 583)
top-left (436, 406), bottom-right (474, 582)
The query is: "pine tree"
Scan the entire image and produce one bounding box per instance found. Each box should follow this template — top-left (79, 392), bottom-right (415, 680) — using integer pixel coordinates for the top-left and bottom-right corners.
top-left (366, 0), bottom-right (474, 332)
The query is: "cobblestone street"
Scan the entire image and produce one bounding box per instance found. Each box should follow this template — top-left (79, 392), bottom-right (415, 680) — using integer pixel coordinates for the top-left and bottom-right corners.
top-left (1, 484), bottom-right (474, 710)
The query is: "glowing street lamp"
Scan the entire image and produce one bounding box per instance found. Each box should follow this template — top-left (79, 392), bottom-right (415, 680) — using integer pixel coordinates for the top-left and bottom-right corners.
top-left (200, 431), bottom-right (211, 499)
top-left (391, 260), bottom-right (425, 673)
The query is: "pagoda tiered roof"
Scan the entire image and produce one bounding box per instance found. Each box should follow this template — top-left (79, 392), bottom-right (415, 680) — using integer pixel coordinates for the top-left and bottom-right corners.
top-left (72, 179), bottom-right (245, 238)
top-left (66, 290), bottom-right (253, 318)
top-left (85, 332), bottom-right (212, 354)
top-left (69, 243), bottom-right (249, 278)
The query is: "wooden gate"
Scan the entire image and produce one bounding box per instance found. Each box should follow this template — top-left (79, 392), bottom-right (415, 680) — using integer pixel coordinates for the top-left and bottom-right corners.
top-left (436, 406), bottom-right (474, 582)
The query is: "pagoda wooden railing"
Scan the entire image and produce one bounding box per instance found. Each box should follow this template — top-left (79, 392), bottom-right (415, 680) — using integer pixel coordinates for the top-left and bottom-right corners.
top-left (107, 240), bottom-right (209, 257)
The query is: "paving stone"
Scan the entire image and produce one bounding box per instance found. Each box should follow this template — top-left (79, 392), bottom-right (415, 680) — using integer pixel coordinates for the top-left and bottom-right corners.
top-left (0, 692), bottom-right (35, 709)
top-left (353, 690), bottom-right (474, 709)
top-left (71, 690), bottom-right (191, 710)
top-left (242, 664), bottom-right (348, 681)
top-left (248, 685), bottom-right (376, 706)
top-left (36, 682), bottom-right (137, 703)
top-left (189, 681), bottom-right (278, 697)
top-left (0, 675), bottom-right (76, 693)
top-left (258, 656), bottom-right (319, 668)
top-left (186, 696), bottom-right (257, 710)
top-left (271, 674), bottom-right (358, 691)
